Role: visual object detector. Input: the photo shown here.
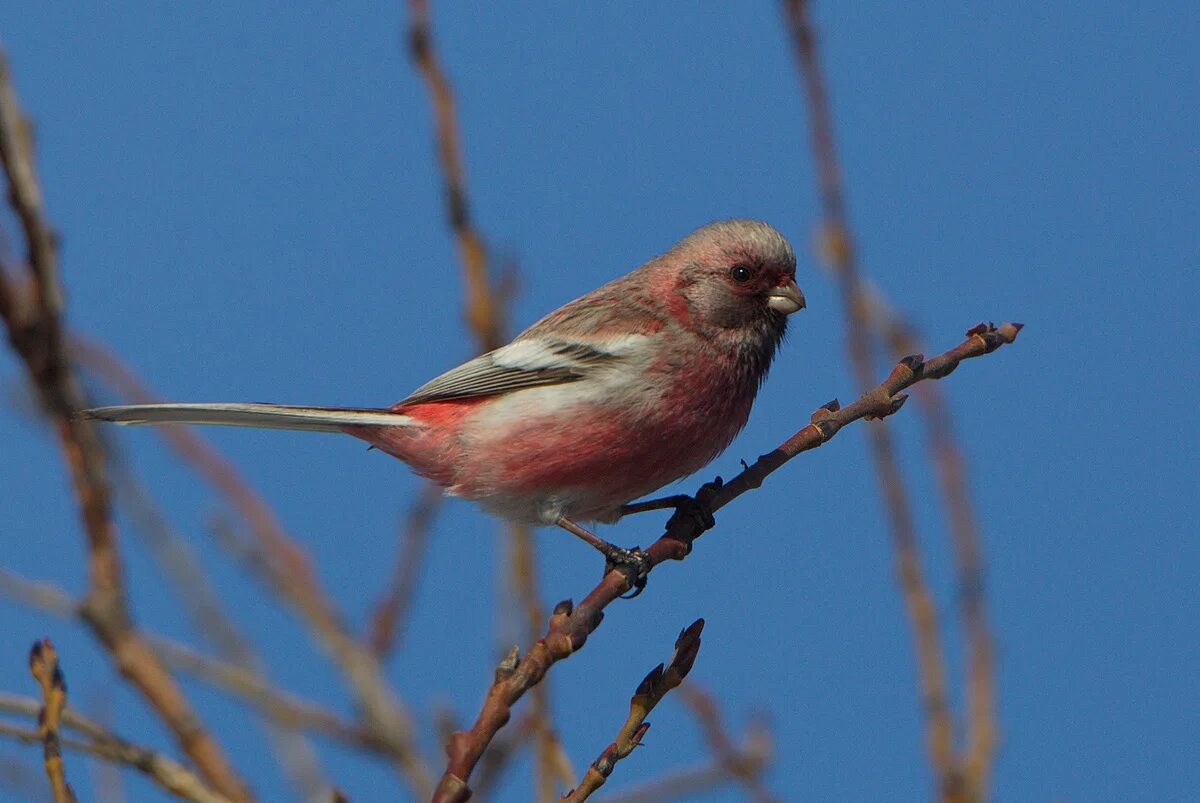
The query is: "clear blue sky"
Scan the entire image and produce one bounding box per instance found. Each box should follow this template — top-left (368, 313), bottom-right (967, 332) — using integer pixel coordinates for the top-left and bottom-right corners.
top-left (1, 3), bottom-right (1196, 801)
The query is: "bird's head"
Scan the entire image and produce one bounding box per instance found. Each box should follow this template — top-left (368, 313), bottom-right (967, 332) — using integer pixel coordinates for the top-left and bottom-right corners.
top-left (667, 220), bottom-right (804, 335)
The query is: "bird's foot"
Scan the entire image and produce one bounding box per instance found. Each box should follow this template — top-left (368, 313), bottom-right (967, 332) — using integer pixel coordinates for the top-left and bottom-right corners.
top-left (603, 544), bottom-right (652, 599)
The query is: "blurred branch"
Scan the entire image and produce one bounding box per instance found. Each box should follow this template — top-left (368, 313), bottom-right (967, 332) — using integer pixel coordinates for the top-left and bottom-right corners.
top-left (406, 0), bottom-right (504, 350)
top-left (28, 640), bottom-right (74, 802)
top-left (0, 569), bottom-right (398, 759)
top-left (0, 44), bottom-right (250, 802)
top-left (0, 711), bottom-right (231, 803)
top-left (677, 684), bottom-right (777, 802)
top-left (67, 336), bottom-right (435, 798)
top-left (562, 621), bottom-right (704, 802)
top-left (104, 452), bottom-right (330, 800)
top-left (367, 483), bottom-right (442, 658)
top-left (781, 4), bottom-right (974, 797)
top-left (869, 298), bottom-right (998, 795)
top-left (404, 6), bottom-right (573, 801)
top-left (430, 323), bottom-right (1021, 801)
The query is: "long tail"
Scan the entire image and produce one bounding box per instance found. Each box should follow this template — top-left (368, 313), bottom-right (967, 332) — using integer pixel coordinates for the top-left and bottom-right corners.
top-left (81, 403), bottom-right (415, 433)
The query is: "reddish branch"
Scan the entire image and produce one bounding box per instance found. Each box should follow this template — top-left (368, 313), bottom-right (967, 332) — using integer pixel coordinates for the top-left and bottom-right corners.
top-left (430, 322), bottom-right (1022, 801)
top-left (0, 46), bottom-right (250, 802)
top-left (562, 621), bottom-right (704, 802)
top-left (28, 640), bottom-right (74, 803)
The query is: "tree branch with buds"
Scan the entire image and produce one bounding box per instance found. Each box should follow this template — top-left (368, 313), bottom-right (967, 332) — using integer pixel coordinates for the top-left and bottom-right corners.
top-left (430, 321), bottom-right (1022, 801)
top-left (562, 620), bottom-right (704, 802)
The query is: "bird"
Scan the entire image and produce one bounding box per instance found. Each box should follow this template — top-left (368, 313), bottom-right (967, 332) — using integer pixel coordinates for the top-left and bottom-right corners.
top-left (83, 220), bottom-right (804, 584)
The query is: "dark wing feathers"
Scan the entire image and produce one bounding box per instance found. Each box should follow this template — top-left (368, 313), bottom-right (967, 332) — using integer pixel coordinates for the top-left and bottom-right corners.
top-left (396, 338), bottom-right (618, 406)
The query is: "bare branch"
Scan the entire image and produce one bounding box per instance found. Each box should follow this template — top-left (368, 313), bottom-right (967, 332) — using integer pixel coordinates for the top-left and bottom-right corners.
top-left (0, 44), bottom-right (250, 801)
top-left (367, 483), bottom-right (442, 657)
top-left (28, 640), bottom-right (75, 802)
top-left (430, 323), bottom-right (1021, 801)
top-left (406, 0), bottom-right (504, 351)
top-left (0, 714), bottom-right (231, 803)
top-left (678, 685), bottom-right (777, 802)
top-left (870, 302), bottom-right (998, 795)
top-left (562, 621), bottom-right (704, 802)
top-left (781, 3), bottom-right (971, 795)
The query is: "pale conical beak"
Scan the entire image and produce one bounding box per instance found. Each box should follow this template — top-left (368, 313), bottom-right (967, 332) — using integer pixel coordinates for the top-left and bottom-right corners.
top-left (766, 279), bottom-right (806, 314)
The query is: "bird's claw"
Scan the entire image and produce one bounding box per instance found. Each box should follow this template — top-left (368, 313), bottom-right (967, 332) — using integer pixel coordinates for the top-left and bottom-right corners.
top-left (666, 489), bottom-right (718, 534)
top-left (604, 545), bottom-right (652, 599)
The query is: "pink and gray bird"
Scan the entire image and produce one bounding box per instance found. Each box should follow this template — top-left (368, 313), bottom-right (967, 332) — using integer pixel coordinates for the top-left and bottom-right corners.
top-left (85, 220), bottom-right (804, 534)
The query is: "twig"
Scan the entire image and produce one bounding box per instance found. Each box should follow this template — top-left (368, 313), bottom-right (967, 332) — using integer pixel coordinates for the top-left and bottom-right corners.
top-left (0, 714), bottom-right (232, 803)
top-left (404, 7), bottom-right (572, 801)
top-left (430, 322), bottom-right (1021, 801)
top-left (406, 0), bottom-right (504, 351)
top-left (871, 302), bottom-right (998, 796)
top-left (470, 711), bottom-right (537, 800)
top-left (0, 570), bottom-right (394, 758)
top-left (0, 45), bottom-right (250, 802)
top-left (367, 483), bottom-right (443, 657)
top-left (28, 640), bottom-right (74, 803)
top-left (678, 685), bottom-right (777, 802)
top-left (782, 3), bottom-right (963, 795)
top-left (562, 621), bottom-right (704, 802)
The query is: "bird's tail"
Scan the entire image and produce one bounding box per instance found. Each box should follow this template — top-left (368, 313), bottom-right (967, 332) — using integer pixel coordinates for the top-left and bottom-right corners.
top-left (81, 403), bottom-right (415, 433)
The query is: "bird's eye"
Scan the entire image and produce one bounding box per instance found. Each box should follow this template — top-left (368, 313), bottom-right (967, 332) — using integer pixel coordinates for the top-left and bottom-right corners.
top-left (729, 264), bottom-right (752, 283)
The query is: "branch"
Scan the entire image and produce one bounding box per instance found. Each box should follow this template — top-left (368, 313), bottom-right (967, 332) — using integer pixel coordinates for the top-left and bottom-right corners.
top-left (367, 483), bottom-right (442, 657)
top-left (0, 44), bottom-right (249, 802)
top-left (782, 3), bottom-right (968, 795)
top-left (869, 298), bottom-right (998, 794)
top-left (406, 0), bottom-right (504, 351)
top-left (0, 569), bottom-right (396, 759)
top-left (430, 322), bottom-right (1021, 801)
top-left (562, 620), bottom-right (704, 802)
top-left (28, 640), bottom-right (75, 803)
top-left (0, 707), bottom-right (231, 803)
top-left (678, 685), bottom-right (777, 802)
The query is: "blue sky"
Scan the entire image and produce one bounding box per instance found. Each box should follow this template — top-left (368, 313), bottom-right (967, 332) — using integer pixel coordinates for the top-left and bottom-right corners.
top-left (1, 3), bottom-right (1196, 801)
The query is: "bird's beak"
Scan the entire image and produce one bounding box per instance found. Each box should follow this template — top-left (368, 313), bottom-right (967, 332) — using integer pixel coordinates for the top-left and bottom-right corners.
top-left (766, 279), bottom-right (806, 314)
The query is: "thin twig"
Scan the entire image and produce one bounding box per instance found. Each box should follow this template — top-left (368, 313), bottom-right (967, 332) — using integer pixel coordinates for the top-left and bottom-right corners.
top-left (562, 621), bottom-right (704, 802)
top-left (782, 3), bottom-right (963, 796)
top-left (367, 483), bottom-right (443, 657)
top-left (678, 685), bottom-right (777, 802)
top-left (430, 323), bottom-right (1021, 801)
top-left (0, 717), bottom-right (232, 803)
top-left (0, 570), bottom-right (395, 758)
top-left (0, 44), bottom-right (250, 801)
top-left (406, 0), bottom-right (504, 351)
top-left (870, 300), bottom-right (997, 795)
top-left (28, 640), bottom-right (74, 803)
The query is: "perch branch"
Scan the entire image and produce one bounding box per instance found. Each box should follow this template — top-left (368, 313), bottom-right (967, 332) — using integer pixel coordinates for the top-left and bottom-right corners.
top-left (430, 322), bottom-right (1021, 801)
top-left (562, 620), bottom-right (704, 802)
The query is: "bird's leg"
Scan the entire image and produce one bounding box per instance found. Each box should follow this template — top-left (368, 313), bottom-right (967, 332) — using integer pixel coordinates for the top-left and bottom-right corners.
top-left (618, 479), bottom-right (722, 535)
top-left (555, 516), bottom-right (651, 598)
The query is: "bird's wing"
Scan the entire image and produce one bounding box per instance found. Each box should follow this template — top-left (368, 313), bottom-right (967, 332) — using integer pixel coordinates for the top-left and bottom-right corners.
top-left (397, 336), bottom-right (633, 406)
